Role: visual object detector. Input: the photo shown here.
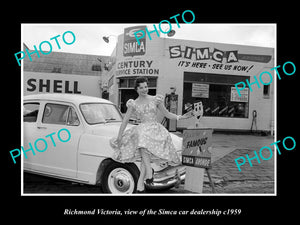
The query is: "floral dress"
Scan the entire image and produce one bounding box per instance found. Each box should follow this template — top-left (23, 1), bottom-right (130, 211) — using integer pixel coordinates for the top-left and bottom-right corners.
top-left (110, 94), bottom-right (181, 165)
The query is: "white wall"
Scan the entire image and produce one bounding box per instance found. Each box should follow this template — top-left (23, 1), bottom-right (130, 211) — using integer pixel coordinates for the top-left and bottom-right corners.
top-left (109, 26), bottom-right (275, 132)
top-left (158, 38), bottom-right (274, 131)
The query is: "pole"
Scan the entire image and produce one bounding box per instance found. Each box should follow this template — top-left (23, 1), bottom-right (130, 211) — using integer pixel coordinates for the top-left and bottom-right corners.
top-left (205, 168), bottom-right (216, 193)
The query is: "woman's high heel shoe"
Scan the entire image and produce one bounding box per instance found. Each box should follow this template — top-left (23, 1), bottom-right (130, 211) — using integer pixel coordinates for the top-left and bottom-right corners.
top-left (136, 190), bottom-right (145, 194)
top-left (145, 177), bottom-right (153, 185)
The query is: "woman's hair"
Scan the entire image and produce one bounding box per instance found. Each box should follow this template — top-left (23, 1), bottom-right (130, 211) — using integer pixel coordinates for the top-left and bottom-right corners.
top-left (134, 76), bottom-right (148, 90)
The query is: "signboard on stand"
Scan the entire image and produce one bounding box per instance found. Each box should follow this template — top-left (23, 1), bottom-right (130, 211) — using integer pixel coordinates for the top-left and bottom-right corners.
top-left (182, 128), bottom-right (213, 168)
top-left (182, 128), bottom-right (215, 193)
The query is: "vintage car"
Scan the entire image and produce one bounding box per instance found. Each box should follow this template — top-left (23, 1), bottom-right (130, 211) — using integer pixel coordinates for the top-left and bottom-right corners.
top-left (23, 93), bottom-right (185, 194)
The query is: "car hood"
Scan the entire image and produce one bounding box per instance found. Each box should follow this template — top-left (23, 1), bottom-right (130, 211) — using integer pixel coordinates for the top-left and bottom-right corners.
top-left (88, 122), bottom-right (134, 137)
top-left (88, 122), bottom-right (183, 150)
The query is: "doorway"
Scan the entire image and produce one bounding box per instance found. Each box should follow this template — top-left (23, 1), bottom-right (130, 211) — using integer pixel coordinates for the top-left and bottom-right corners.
top-left (119, 89), bottom-right (156, 113)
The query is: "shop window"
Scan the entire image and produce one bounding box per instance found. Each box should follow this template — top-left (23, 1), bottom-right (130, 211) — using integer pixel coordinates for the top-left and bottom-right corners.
top-left (263, 85), bottom-right (270, 97)
top-left (147, 78), bottom-right (157, 87)
top-left (119, 79), bottom-right (127, 88)
top-left (118, 77), bottom-right (157, 88)
top-left (128, 79), bottom-right (135, 88)
top-left (52, 67), bottom-right (61, 73)
top-left (92, 64), bottom-right (102, 71)
top-left (183, 72), bottom-right (249, 118)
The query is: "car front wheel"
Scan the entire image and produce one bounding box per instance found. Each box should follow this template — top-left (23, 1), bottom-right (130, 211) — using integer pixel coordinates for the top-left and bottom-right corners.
top-left (101, 161), bottom-right (139, 194)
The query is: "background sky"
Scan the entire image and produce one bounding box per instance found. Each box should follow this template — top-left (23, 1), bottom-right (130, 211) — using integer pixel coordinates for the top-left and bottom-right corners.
top-left (22, 23), bottom-right (276, 56)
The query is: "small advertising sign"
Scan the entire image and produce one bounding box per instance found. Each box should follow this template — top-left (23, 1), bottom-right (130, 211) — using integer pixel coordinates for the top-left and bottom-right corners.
top-left (230, 87), bottom-right (249, 102)
top-left (192, 83), bottom-right (209, 98)
top-left (123, 26), bottom-right (146, 57)
top-left (182, 128), bottom-right (213, 169)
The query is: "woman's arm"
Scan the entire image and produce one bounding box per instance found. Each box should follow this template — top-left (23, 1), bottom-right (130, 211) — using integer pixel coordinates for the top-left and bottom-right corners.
top-left (157, 102), bottom-right (178, 120)
top-left (156, 95), bottom-right (193, 120)
top-left (116, 106), bottom-right (134, 141)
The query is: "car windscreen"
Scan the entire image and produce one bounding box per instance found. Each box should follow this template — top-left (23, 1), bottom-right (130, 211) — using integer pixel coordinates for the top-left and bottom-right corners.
top-left (80, 103), bottom-right (122, 125)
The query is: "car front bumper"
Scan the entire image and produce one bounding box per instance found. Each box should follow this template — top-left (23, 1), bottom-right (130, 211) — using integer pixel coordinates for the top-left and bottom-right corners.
top-left (145, 165), bottom-right (186, 190)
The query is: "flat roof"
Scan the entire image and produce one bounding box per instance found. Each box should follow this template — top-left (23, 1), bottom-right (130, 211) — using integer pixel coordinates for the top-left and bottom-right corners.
top-left (23, 49), bottom-right (112, 76)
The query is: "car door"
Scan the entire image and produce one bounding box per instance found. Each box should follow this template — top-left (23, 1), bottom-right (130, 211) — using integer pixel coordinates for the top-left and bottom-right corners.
top-left (23, 101), bottom-right (42, 170)
top-left (31, 100), bottom-right (83, 178)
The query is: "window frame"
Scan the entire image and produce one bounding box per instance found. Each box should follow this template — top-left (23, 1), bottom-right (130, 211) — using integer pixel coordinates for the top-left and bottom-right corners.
top-left (66, 106), bottom-right (80, 126)
top-left (183, 72), bottom-right (250, 119)
top-left (263, 84), bottom-right (271, 98)
top-left (23, 102), bottom-right (40, 123)
top-left (79, 102), bottom-right (123, 125)
top-left (41, 102), bottom-right (80, 126)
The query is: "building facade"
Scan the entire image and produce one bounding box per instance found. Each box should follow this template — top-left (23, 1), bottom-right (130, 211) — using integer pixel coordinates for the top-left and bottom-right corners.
top-left (23, 26), bottom-right (275, 133)
top-left (23, 46), bottom-right (112, 98)
top-left (104, 26), bottom-right (275, 133)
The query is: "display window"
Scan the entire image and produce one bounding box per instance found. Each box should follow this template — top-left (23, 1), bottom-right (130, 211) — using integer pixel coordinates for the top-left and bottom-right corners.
top-left (183, 72), bottom-right (249, 118)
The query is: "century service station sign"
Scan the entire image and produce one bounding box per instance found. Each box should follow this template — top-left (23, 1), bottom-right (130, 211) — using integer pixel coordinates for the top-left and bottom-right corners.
top-left (182, 128), bottom-right (213, 169)
top-left (116, 25), bottom-right (160, 77)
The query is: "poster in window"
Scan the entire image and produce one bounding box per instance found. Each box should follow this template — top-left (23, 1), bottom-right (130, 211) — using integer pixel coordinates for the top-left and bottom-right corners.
top-left (192, 83), bottom-right (209, 98)
top-left (230, 87), bottom-right (249, 102)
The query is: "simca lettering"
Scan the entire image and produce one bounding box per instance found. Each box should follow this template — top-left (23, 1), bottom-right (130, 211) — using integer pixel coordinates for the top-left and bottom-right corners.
top-left (158, 209), bottom-right (178, 215)
top-left (10, 128), bottom-right (71, 164)
top-left (169, 46), bottom-right (238, 63)
top-left (182, 156), bottom-right (194, 165)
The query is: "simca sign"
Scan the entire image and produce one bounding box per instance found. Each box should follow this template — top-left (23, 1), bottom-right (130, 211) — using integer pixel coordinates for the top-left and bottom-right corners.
top-left (182, 128), bottom-right (213, 169)
top-left (123, 26), bottom-right (146, 57)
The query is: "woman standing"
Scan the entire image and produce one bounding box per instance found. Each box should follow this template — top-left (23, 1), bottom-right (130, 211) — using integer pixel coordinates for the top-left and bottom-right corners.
top-left (110, 77), bottom-right (189, 193)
